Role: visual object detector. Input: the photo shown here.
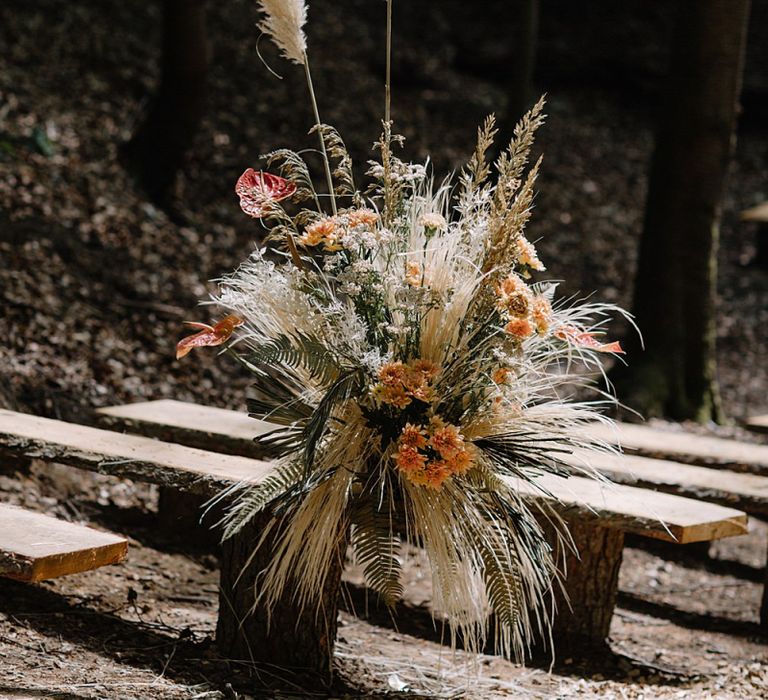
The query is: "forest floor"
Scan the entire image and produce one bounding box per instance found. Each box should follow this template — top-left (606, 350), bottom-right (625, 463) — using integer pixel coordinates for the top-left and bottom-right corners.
top-left (2, 0), bottom-right (768, 697)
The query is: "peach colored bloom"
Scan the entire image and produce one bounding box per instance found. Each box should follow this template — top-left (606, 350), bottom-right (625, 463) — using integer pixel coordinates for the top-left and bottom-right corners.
top-left (400, 423), bottom-right (428, 450)
top-left (424, 461), bottom-right (452, 489)
top-left (379, 361), bottom-right (407, 386)
top-left (301, 217), bottom-right (337, 247)
top-left (394, 446), bottom-right (427, 473)
top-left (504, 317), bottom-right (535, 339)
top-left (347, 208), bottom-right (379, 227)
top-left (532, 296), bottom-right (552, 334)
top-left (515, 237), bottom-right (545, 271)
top-left (405, 261), bottom-right (422, 287)
top-left (418, 212), bottom-right (447, 231)
top-left (492, 367), bottom-right (510, 385)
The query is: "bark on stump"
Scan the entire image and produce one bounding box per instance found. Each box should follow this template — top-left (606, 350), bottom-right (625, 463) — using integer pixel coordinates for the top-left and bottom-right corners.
top-left (216, 510), bottom-right (347, 689)
top-left (543, 520), bottom-right (625, 657)
top-left (761, 540), bottom-right (768, 630)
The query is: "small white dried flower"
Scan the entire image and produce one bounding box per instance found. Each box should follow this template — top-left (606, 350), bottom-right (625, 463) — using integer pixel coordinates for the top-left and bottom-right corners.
top-left (257, 0), bottom-right (308, 65)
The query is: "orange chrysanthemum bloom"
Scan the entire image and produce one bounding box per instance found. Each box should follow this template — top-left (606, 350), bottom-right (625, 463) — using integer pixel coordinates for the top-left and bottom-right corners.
top-left (496, 273), bottom-right (533, 318)
top-left (301, 217), bottom-right (337, 247)
top-left (429, 422), bottom-right (463, 459)
top-left (492, 367), bottom-right (510, 385)
top-left (400, 423), bottom-right (428, 450)
top-left (504, 317), bottom-right (535, 339)
top-left (379, 361), bottom-right (407, 386)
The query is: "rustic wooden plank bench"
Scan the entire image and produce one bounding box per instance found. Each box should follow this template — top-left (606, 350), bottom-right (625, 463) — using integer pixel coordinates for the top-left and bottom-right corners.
top-left (585, 421), bottom-right (768, 475)
top-left (0, 503), bottom-right (127, 582)
top-left (746, 414), bottom-right (768, 436)
top-left (93, 401), bottom-right (748, 655)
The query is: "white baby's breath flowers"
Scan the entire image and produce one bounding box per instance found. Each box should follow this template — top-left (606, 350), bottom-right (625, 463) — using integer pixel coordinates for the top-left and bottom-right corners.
top-left (257, 0), bottom-right (308, 65)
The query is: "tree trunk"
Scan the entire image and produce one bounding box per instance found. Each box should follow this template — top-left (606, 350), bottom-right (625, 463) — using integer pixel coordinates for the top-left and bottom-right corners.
top-left (216, 509), bottom-right (348, 690)
top-left (613, 0), bottom-right (751, 422)
top-left (537, 520), bottom-right (624, 657)
top-left (157, 488), bottom-right (220, 550)
top-left (121, 0), bottom-right (209, 203)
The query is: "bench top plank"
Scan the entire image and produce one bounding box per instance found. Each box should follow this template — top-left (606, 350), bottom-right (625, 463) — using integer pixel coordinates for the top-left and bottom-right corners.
top-left (567, 450), bottom-right (768, 517)
top-left (585, 421), bottom-right (768, 476)
top-left (741, 201), bottom-right (768, 222)
top-left (98, 400), bottom-right (274, 458)
top-left (93, 401), bottom-right (747, 544)
top-left (746, 415), bottom-right (768, 435)
top-left (0, 504), bottom-right (127, 582)
top-left (0, 408), bottom-right (273, 495)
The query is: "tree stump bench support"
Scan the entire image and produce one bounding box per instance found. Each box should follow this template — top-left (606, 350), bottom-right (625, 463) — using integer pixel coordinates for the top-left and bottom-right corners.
top-left (0, 406), bottom-right (749, 671)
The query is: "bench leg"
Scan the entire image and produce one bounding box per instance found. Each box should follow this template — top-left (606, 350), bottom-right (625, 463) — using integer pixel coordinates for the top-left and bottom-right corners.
top-left (157, 488), bottom-right (220, 550)
top-left (545, 520), bottom-right (624, 656)
top-left (216, 509), bottom-right (347, 689)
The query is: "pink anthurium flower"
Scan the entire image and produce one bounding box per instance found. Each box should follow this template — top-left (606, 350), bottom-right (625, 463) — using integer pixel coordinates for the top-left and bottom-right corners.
top-left (176, 315), bottom-right (244, 359)
top-left (556, 325), bottom-right (624, 354)
top-left (235, 168), bottom-right (297, 218)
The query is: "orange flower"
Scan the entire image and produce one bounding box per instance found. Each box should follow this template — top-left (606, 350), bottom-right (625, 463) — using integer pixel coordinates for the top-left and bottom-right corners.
top-left (394, 446), bottom-right (427, 474)
top-left (429, 422), bottom-right (463, 459)
top-left (504, 318), bottom-right (535, 339)
top-left (424, 461), bottom-right (452, 489)
top-left (492, 367), bottom-right (510, 385)
top-left (531, 296), bottom-right (552, 334)
top-left (379, 361), bottom-right (407, 386)
top-left (176, 315), bottom-right (244, 359)
top-left (301, 217), bottom-right (337, 248)
top-left (400, 423), bottom-right (428, 450)
top-left (346, 208), bottom-right (379, 227)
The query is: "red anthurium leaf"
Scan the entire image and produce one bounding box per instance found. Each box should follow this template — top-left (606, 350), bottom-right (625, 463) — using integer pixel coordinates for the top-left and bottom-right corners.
top-left (556, 326), bottom-right (624, 354)
top-left (176, 315), bottom-right (244, 359)
top-left (235, 169), bottom-right (297, 218)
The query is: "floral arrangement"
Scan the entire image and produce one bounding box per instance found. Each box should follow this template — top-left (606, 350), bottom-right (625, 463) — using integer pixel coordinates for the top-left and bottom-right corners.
top-left (177, 0), bottom-right (628, 660)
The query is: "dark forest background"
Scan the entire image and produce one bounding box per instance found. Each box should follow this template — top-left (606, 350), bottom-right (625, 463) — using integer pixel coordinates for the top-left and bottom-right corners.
top-left (1, 0), bottom-right (766, 425)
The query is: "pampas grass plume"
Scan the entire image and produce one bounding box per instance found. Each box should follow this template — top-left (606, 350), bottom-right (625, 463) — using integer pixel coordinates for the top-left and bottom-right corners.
top-left (258, 0), bottom-right (308, 65)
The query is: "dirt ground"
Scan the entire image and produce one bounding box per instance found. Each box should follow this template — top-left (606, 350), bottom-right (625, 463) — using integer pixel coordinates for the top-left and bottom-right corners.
top-left (2, 0), bottom-right (768, 697)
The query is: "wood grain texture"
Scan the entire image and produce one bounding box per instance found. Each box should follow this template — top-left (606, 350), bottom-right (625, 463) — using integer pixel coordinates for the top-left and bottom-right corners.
top-left (92, 402), bottom-right (747, 543)
top-left (565, 449), bottom-right (768, 517)
top-left (0, 504), bottom-right (127, 582)
top-left (0, 408), bottom-right (272, 496)
top-left (586, 421), bottom-right (768, 475)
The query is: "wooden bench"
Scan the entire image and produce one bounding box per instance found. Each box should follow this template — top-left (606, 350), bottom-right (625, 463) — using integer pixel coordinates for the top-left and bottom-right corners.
top-left (746, 414), bottom-right (768, 436)
top-left (585, 421), bottom-right (768, 475)
top-left (94, 402), bottom-right (748, 652)
top-left (0, 503), bottom-right (127, 582)
top-left (741, 200), bottom-right (768, 267)
top-left (0, 407), bottom-right (748, 671)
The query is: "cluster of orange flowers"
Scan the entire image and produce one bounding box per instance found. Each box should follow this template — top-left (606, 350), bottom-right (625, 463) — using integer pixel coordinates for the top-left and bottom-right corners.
top-left (393, 417), bottom-right (474, 489)
top-left (494, 273), bottom-right (552, 340)
top-left (372, 358), bottom-right (439, 409)
top-left (299, 208), bottom-right (379, 251)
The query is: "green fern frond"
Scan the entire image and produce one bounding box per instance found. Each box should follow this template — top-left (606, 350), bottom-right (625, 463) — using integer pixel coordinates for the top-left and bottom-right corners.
top-left (248, 332), bottom-right (344, 387)
top-left (351, 497), bottom-right (403, 606)
top-left (303, 369), bottom-right (365, 474)
top-left (220, 459), bottom-right (304, 540)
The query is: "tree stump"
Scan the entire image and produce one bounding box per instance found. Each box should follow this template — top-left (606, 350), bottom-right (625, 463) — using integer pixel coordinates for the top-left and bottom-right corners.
top-left (541, 520), bottom-right (625, 657)
top-left (216, 509), bottom-right (348, 689)
top-left (760, 540), bottom-right (768, 630)
top-left (157, 489), bottom-right (220, 550)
